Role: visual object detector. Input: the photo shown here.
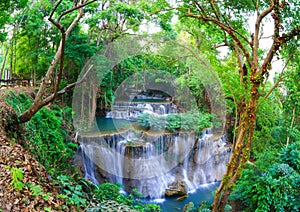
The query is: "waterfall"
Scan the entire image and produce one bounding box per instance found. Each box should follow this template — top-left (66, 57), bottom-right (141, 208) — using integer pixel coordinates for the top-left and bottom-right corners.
top-left (107, 101), bottom-right (176, 120)
top-left (78, 129), bottom-right (231, 199)
top-left (77, 94), bottom-right (231, 199)
top-left (81, 145), bottom-right (99, 184)
top-left (115, 140), bottom-right (126, 185)
top-left (145, 103), bottom-right (153, 113)
top-left (159, 105), bottom-right (166, 115)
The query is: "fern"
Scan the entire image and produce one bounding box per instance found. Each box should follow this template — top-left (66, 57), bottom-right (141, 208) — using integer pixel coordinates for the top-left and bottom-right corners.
top-left (5, 166), bottom-right (24, 190)
top-left (29, 184), bottom-right (44, 197)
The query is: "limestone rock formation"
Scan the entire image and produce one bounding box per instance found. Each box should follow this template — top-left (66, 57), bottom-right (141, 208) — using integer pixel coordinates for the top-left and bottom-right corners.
top-left (165, 181), bottom-right (187, 197)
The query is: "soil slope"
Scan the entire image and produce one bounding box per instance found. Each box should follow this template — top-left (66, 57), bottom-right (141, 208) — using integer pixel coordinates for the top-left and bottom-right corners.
top-left (0, 91), bottom-right (65, 211)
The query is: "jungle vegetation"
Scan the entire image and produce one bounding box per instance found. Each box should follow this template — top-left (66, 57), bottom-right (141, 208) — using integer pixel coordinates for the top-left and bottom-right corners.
top-left (0, 0), bottom-right (299, 211)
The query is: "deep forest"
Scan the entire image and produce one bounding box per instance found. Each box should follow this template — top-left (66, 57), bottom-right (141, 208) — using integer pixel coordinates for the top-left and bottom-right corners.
top-left (0, 0), bottom-right (299, 211)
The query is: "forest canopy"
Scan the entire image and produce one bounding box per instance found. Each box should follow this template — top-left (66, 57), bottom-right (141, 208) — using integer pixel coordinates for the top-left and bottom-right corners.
top-left (0, 0), bottom-right (299, 211)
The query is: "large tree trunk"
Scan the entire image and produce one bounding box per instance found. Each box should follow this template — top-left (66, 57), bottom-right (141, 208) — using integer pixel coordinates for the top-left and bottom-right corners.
top-left (213, 81), bottom-right (260, 211)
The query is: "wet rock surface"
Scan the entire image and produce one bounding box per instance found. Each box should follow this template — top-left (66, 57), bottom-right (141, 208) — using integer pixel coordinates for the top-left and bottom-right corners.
top-left (165, 181), bottom-right (188, 197)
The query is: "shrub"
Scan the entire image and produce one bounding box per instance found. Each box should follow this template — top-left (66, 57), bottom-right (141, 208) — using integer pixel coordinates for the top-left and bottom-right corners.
top-left (5, 92), bottom-right (77, 173)
top-left (279, 141), bottom-right (300, 172)
top-left (231, 141), bottom-right (300, 211)
top-left (137, 111), bottom-right (212, 133)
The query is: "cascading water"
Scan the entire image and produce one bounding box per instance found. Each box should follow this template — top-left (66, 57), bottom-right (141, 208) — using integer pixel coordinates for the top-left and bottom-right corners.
top-left (80, 144), bottom-right (99, 184)
top-left (159, 105), bottom-right (166, 115)
top-left (78, 130), bottom-right (231, 199)
top-left (106, 101), bottom-right (177, 120)
top-left (77, 98), bottom-right (231, 200)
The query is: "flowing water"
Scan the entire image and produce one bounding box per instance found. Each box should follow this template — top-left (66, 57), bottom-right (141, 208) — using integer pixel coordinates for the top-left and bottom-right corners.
top-left (157, 182), bottom-right (220, 211)
top-left (76, 100), bottom-right (231, 209)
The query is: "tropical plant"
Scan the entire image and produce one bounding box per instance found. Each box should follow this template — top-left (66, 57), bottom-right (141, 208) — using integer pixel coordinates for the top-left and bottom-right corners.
top-left (5, 92), bottom-right (77, 173)
top-left (231, 141), bottom-right (300, 211)
top-left (137, 111), bottom-right (212, 132)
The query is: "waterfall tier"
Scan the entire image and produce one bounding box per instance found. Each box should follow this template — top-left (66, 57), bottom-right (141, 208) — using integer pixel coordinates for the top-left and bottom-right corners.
top-left (75, 129), bottom-right (231, 199)
top-left (75, 91), bottom-right (231, 199)
top-left (106, 101), bottom-right (177, 120)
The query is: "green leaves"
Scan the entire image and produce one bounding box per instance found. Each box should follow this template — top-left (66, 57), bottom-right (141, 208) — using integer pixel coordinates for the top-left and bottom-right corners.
top-left (54, 176), bottom-right (161, 211)
top-left (231, 141), bottom-right (300, 211)
top-left (279, 142), bottom-right (300, 172)
top-left (56, 175), bottom-right (87, 208)
top-left (137, 111), bottom-right (212, 132)
top-left (5, 166), bottom-right (24, 190)
top-left (28, 183), bottom-right (51, 201)
top-left (5, 92), bottom-right (77, 173)
top-left (0, 0), bottom-right (29, 41)
top-left (254, 163), bottom-right (300, 211)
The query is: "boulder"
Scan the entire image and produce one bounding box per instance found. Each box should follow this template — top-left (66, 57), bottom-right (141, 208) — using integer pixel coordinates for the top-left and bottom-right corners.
top-left (165, 181), bottom-right (187, 197)
top-left (183, 202), bottom-right (194, 212)
top-left (177, 194), bottom-right (188, 201)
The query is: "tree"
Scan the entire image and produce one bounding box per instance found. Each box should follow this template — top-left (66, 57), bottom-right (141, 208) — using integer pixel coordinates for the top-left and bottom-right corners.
top-left (85, 0), bottom-right (145, 46)
top-left (12, 0), bottom-right (56, 83)
top-left (0, 0), bottom-right (28, 42)
top-left (176, 0), bottom-right (300, 210)
top-left (19, 0), bottom-right (96, 123)
top-left (0, 0), bottom-right (29, 79)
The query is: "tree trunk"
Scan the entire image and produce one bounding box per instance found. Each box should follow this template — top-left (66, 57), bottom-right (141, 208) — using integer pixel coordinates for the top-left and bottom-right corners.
top-left (0, 47), bottom-right (9, 79)
top-left (10, 43), bottom-right (13, 79)
top-left (212, 82), bottom-right (260, 211)
top-left (18, 1), bottom-right (94, 123)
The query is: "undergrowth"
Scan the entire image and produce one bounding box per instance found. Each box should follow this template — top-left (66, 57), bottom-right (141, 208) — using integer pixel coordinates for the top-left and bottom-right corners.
top-left (4, 91), bottom-right (76, 174)
top-left (4, 91), bottom-right (161, 211)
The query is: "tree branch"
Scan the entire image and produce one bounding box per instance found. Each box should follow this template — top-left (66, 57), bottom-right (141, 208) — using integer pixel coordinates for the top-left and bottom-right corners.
top-left (57, 65), bottom-right (93, 95)
top-left (208, 0), bottom-right (221, 21)
top-left (263, 56), bottom-right (291, 99)
top-left (212, 43), bottom-right (228, 49)
top-left (193, 0), bottom-right (207, 16)
top-left (253, 3), bottom-right (274, 70)
top-left (286, 107), bottom-right (296, 147)
top-left (233, 41), bottom-right (245, 84)
top-left (49, 0), bottom-right (63, 25)
top-left (58, 0), bottom-right (97, 23)
top-left (19, 0), bottom-right (96, 123)
top-left (184, 13), bottom-right (253, 67)
top-left (151, 7), bottom-right (179, 15)
top-left (256, 25), bottom-right (300, 77)
top-left (280, 24), bottom-right (300, 44)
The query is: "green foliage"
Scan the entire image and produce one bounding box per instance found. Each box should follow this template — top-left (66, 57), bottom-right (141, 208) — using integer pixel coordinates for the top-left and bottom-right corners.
top-left (28, 183), bottom-right (51, 201)
top-left (56, 175), bottom-right (87, 208)
top-left (231, 141), bottom-right (300, 211)
top-left (94, 183), bottom-right (124, 202)
top-left (94, 183), bottom-right (161, 211)
top-left (197, 201), bottom-right (212, 212)
top-left (137, 111), bottom-right (212, 132)
top-left (5, 92), bottom-right (77, 173)
top-left (43, 207), bottom-right (51, 212)
top-left (29, 184), bottom-right (43, 197)
top-left (96, 53), bottom-right (189, 110)
top-left (279, 142), bottom-right (300, 172)
top-left (5, 166), bottom-right (24, 190)
top-left (253, 163), bottom-right (300, 211)
top-left (5, 92), bottom-right (160, 211)
top-left (9, 0), bottom-right (57, 79)
top-left (55, 176), bottom-right (160, 211)
top-left (64, 32), bottom-right (97, 81)
top-left (0, 0), bottom-right (28, 41)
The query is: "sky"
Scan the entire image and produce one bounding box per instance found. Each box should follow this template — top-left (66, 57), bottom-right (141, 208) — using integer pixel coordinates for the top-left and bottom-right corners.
top-left (140, 10), bottom-right (283, 84)
top-left (249, 15), bottom-right (284, 82)
top-left (216, 14), bottom-right (283, 83)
